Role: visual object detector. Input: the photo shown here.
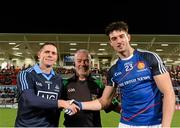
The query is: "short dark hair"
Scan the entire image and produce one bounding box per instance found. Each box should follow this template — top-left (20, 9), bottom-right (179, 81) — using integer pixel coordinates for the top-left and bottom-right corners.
top-left (39, 42), bottom-right (57, 51)
top-left (105, 21), bottom-right (129, 36)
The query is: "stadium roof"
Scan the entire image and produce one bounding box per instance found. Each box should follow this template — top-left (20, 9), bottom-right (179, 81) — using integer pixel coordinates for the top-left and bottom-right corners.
top-left (0, 33), bottom-right (179, 66)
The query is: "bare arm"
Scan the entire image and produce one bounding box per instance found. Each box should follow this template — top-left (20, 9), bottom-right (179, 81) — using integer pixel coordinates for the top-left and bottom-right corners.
top-left (58, 100), bottom-right (80, 115)
top-left (81, 86), bottom-right (116, 110)
top-left (154, 72), bottom-right (175, 127)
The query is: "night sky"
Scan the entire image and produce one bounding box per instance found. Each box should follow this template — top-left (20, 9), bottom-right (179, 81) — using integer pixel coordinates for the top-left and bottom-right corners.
top-left (1, 1), bottom-right (180, 34)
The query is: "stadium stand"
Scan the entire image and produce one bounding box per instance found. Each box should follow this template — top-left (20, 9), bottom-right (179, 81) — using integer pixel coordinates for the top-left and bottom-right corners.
top-left (0, 65), bottom-right (180, 109)
top-left (0, 34), bottom-right (179, 109)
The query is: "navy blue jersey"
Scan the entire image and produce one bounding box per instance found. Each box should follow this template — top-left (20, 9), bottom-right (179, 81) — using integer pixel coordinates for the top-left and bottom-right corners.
top-left (107, 49), bottom-right (167, 126)
top-left (15, 64), bottom-right (63, 127)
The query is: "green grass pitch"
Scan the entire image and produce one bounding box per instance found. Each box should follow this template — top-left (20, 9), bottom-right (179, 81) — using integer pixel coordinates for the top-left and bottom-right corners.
top-left (0, 108), bottom-right (179, 127)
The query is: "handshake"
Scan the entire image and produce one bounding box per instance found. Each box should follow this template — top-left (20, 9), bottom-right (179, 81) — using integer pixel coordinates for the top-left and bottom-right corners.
top-left (64, 99), bottom-right (82, 116)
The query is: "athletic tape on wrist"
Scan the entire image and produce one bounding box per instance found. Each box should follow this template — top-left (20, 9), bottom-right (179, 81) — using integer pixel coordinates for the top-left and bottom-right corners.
top-left (70, 99), bottom-right (82, 110)
top-left (64, 108), bottom-right (73, 115)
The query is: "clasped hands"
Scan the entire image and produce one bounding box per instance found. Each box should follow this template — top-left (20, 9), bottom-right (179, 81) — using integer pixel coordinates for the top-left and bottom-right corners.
top-left (58, 99), bottom-right (82, 116)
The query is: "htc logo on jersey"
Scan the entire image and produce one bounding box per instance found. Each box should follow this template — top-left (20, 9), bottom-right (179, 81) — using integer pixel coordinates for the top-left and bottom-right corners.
top-left (68, 88), bottom-right (75, 93)
top-left (37, 91), bottom-right (58, 100)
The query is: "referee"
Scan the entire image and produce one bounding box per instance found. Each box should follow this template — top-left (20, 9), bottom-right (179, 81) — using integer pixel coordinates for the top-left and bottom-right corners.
top-left (62, 49), bottom-right (104, 127)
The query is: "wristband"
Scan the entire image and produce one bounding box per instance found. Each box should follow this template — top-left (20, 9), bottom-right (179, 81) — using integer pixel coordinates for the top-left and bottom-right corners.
top-left (70, 99), bottom-right (82, 110)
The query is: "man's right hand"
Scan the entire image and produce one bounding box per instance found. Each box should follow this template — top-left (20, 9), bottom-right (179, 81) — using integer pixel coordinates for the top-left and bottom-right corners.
top-left (69, 99), bottom-right (82, 110)
top-left (63, 99), bottom-right (82, 115)
top-left (58, 100), bottom-right (80, 115)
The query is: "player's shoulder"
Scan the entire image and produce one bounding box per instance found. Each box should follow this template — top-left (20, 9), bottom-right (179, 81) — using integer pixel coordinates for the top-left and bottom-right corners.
top-left (62, 74), bottom-right (76, 86)
top-left (136, 49), bottom-right (161, 61)
top-left (108, 61), bottom-right (119, 74)
top-left (136, 49), bottom-right (159, 57)
top-left (18, 66), bottom-right (34, 75)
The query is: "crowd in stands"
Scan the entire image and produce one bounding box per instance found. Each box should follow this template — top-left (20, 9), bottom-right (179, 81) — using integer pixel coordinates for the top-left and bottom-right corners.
top-left (0, 86), bottom-right (17, 98)
top-left (169, 66), bottom-right (180, 87)
top-left (168, 66), bottom-right (180, 104)
top-left (0, 64), bottom-right (180, 104)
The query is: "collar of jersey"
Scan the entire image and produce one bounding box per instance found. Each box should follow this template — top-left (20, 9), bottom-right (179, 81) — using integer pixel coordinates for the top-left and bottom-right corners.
top-left (71, 73), bottom-right (95, 82)
top-left (120, 49), bottom-right (137, 61)
top-left (33, 63), bottom-right (55, 76)
top-left (121, 54), bottom-right (133, 61)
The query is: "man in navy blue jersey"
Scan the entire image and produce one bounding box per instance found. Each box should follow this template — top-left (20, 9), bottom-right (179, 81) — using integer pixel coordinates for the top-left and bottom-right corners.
top-left (14, 42), bottom-right (79, 127)
top-left (71, 21), bottom-right (175, 128)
